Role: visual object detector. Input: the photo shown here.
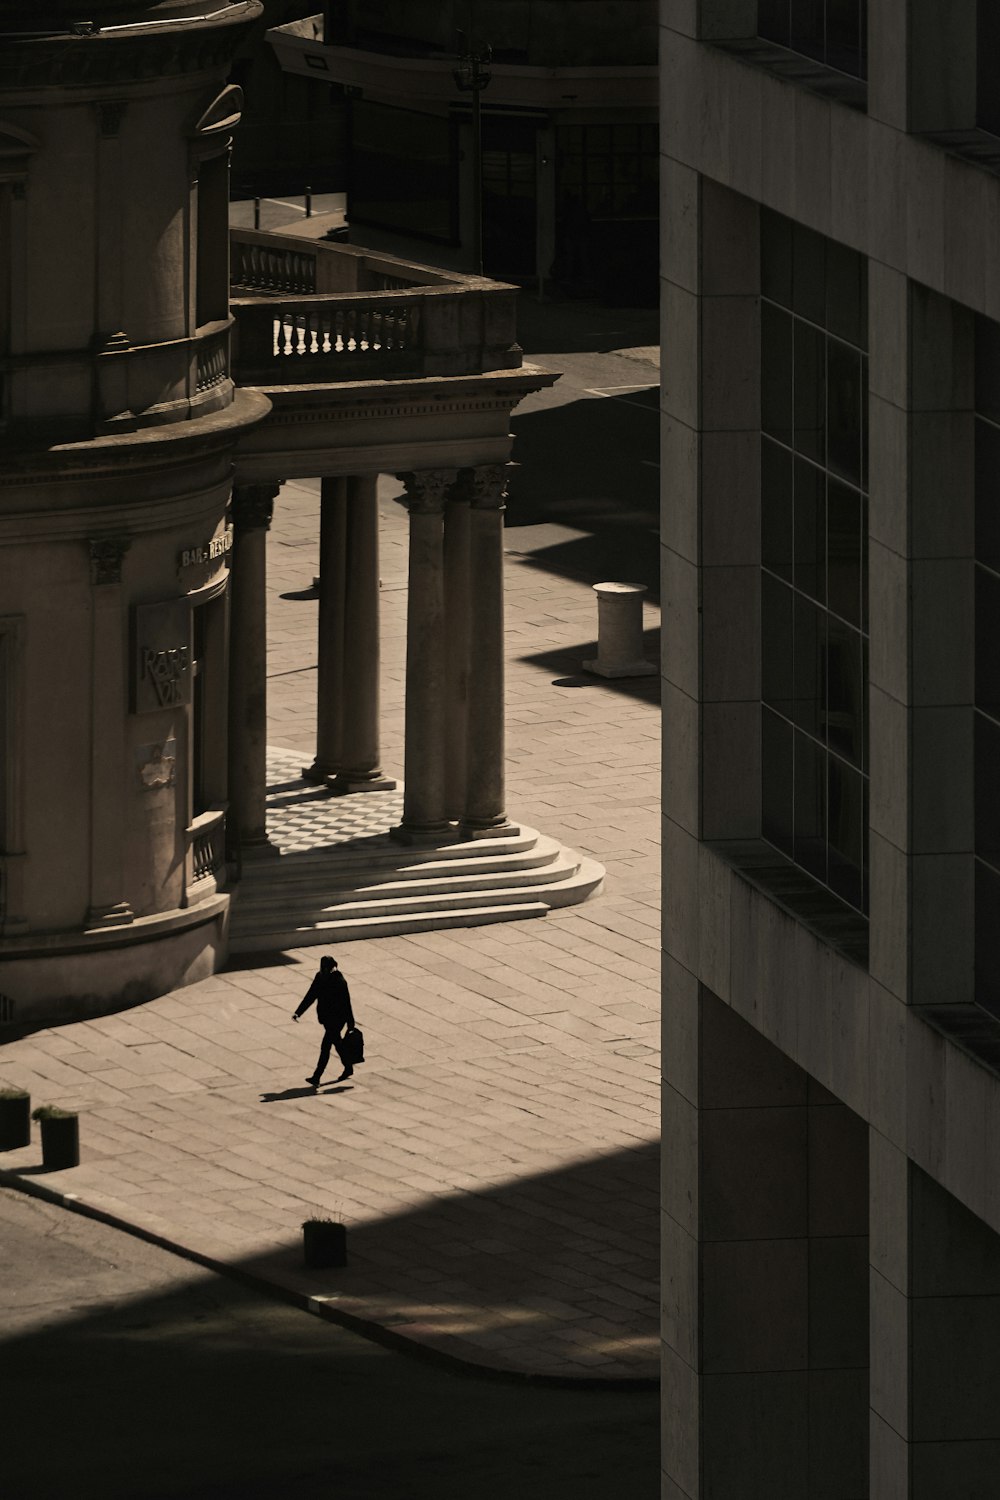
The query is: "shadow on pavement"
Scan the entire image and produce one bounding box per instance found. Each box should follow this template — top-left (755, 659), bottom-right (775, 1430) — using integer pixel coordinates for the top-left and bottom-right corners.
top-left (507, 396), bottom-right (660, 600)
top-left (520, 637), bottom-right (662, 705)
top-left (1, 1138), bottom-right (660, 1499)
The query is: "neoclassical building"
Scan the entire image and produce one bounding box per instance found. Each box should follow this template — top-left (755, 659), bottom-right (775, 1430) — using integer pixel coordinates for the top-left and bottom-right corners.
top-left (0, 0), bottom-right (597, 1032)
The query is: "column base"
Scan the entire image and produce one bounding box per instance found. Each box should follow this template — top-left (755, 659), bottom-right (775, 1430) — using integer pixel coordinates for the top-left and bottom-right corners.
top-left (582, 657), bottom-right (657, 679)
top-left (301, 760), bottom-right (337, 784)
top-left (331, 771), bottom-right (398, 794)
top-left (458, 818), bottom-right (517, 840)
top-left (389, 820), bottom-right (454, 846)
top-left (86, 901), bottom-right (135, 928)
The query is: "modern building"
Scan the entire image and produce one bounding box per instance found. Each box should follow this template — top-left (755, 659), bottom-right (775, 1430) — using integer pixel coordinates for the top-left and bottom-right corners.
top-left (0, 0), bottom-right (598, 1034)
top-left (267, 0), bottom-right (659, 298)
top-left (660, 3), bottom-right (1000, 1496)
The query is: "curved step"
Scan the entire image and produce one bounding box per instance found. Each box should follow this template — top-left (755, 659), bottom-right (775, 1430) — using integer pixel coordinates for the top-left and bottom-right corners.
top-left (229, 900), bottom-right (553, 951)
top-left (232, 847), bottom-right (574, 911)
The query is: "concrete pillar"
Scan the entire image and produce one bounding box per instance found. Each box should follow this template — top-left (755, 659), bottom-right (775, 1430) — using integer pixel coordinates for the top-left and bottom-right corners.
top-left (228, 483), bottom-right (278, 854)
top-left (86, 537), bottom-right (133, 926)
top-left (460, 463), bottom-right (512, 837)
top-left (392, 469), bottom-right (456, 842)
top-left (334, 474), bottom-right (395, 792)
top-left (671, 989), bottom-right (870, 1500)
top-left (444, 481), bottom-right (472, 820)
top-left (303, 476), bottom-right (347, 783)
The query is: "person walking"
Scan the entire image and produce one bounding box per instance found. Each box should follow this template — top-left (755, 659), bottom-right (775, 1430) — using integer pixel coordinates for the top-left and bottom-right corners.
top-left (292, 954), bottom-right (357, 1087)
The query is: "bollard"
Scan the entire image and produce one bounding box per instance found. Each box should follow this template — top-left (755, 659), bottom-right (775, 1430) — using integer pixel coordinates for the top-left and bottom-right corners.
top-left (253, 195), bottom-right (261, 229)
top-left (583, 582), bottom-right (657, 678)
top-left (305, 184), bottom-right (312, 218)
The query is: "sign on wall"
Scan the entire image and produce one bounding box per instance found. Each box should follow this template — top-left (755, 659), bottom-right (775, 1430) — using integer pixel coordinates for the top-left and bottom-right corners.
top-left (132, 600), bottom-right (192, 713)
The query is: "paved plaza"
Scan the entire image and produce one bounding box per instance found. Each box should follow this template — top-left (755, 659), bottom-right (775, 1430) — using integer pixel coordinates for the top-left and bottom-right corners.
top-left (0, 313), bottom-right (661, 1382)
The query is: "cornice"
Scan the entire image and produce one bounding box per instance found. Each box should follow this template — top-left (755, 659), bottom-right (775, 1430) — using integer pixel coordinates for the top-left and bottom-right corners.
top-left (0, 9), bottom-right (257, 93)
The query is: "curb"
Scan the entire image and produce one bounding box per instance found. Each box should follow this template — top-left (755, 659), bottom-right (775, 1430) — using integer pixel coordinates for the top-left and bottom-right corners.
top-left (0, 1168), bottom-right (659, 1393)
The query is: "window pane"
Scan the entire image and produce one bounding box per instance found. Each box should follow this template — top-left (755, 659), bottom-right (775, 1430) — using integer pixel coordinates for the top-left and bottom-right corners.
top-left (827, 756), bottom-right (864, 908)
top-left (794, 731), bottom-right (827, 882)
top-left (762, 302), bottom-right (794, 446)
top-left (826, 0), bottom-right (863, 77)
top-left (792, 222), bottom-right (826, 324)
top-left (976, 315), bottom-right (1000, 423)
top-left (827, 477), bottom-right (862, 626)
top-left (977, 565), bottom-right (1000, 716)
top-left (790, 0), bottom-right (825, 62)
top-left (977, 859), bottom-right (1000, 1016)
top-left (860, 356), bottom-right (869, 489)
top-left (794, 593), bottom-right (825, 738)
top-left (825, 238), bottom-right (866, 348)
top-left (762, 572), bottom-right (795, 716)
top-left (978, 2), bottom-right (1000, 137)
top-left (763, 707), bottom-right (794, 856)
top-left (761, 209), bottom-right (792, 308)
top-left (762, 439), bottom-right (794, 581)
top-left (758, 0), bottom-right (790, 45)
top-left (975, 712), bottom-right (1000, 859)
top-left (794, 457), bottom-right (825, 602)
top-left (827, 340), bottom-right (863, 485)
top-left (975, 418), bottom-right (1000, 569)
top-left (794, 320), bottom-right (825, 461)
top-left (826, 620), bottom-right (864, 766)
top-left (861, 496), bottom-right (869, 630)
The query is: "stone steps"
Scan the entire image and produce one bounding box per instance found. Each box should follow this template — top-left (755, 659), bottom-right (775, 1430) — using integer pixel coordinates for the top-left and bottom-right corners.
top-left (228, 825), bottom-right (604, 951)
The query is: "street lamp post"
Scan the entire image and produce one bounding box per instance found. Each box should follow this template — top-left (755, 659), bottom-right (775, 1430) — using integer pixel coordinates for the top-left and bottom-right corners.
top-left (453, 32), bottom-right (492, 277)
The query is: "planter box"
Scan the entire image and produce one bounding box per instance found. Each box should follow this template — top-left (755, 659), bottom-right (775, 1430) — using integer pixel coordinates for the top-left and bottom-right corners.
top-left (0, 1093), bottom-right (30, 1151)
top-left (38, 1114), bottom-right (79, 1171)
top-left (303, 1220), bottom-right (347, 1268)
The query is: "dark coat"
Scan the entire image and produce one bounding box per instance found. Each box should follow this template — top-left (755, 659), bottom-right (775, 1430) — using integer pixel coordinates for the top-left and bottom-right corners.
top-left (295, 969), bottom-right (354, 1030)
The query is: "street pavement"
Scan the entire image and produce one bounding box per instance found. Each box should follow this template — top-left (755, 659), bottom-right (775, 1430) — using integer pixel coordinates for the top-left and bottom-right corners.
top-left (0, 300), bottom-right (661, 1384)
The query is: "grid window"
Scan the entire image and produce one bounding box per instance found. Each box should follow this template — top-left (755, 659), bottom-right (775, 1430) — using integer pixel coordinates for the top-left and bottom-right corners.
top-left (974, 314), bottom-right (1000, 1012)
top-left (558, 122), bottom-right (658, 221)
top-left (758, 0), bottom-right (867, 80)
top-left (760, 209), bottom-right (869, 915)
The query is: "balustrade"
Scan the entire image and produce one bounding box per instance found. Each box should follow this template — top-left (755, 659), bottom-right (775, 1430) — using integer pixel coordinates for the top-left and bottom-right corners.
top-left (188, 808), bottom-right (226, 886)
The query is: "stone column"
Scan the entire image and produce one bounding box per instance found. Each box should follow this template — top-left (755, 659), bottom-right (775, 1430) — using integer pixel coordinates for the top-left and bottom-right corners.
top-left (334, 475), bottom-right (395, 792)
top-left (303, 476), bottom-right (347, 783)
top-left (228, 483), bottom-right (278, 855)
top-left (460, 464), bottom-right (512, 837)
top-left (443, 478), bottom-right (472, 818)
top-left (392, 469), bottom-right (456, 842)
top-left (87, 537), bottom-right (133, 926)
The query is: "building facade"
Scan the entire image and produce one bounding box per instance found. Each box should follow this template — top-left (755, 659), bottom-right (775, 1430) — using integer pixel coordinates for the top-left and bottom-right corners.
top-left (268, 0), bottom-right (659, 299)
top-left (660, 2), bottom-right (1000, 1496)
top-left (0, 0), bottom-right (594, 1033)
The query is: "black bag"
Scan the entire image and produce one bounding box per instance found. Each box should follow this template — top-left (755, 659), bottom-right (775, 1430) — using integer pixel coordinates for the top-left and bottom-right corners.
top-left (343, 1026), bottom-right (365, 1065)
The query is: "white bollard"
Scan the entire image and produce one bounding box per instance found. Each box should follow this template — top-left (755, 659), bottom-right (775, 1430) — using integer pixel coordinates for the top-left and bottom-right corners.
top-left (583, 581), bottom-right (657, 678)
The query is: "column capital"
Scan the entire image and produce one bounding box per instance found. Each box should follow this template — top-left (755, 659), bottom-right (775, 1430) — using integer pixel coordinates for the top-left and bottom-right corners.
top-left (396, 469), bottom-right (458, 515)
top-left (458, 463), bottom-right (515, 510)
top-left (232, 484), bottom-right (279, 532)
top-left (89, 536), bottom-right (130, 586)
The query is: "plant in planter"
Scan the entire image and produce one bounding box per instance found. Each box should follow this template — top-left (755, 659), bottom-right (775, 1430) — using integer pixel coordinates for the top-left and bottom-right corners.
top-left (31, 1105), bottom-right (80, 1170)
top-left (0, 1088), bottom-right (30, 1150)
top-left (302, 1215), bottom-right (347, 1268)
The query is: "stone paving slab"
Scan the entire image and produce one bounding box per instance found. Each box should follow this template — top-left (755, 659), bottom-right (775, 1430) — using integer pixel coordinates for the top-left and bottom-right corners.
top-left (0, 340), bottom-right (661, 1383)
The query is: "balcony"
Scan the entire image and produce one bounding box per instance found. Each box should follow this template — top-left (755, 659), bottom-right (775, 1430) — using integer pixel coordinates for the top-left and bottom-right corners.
top-left (229, 230), bottom-right (522, 387)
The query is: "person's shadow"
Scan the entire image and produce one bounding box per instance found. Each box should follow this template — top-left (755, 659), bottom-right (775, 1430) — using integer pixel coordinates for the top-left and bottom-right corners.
top-left (259, 1085), bottom-right (353, 1102)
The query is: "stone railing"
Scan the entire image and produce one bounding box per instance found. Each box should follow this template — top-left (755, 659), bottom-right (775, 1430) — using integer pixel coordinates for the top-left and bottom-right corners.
top-left (230, 229), bottom-right (452, 297)
top-left (230, 229), bottom-right (521, 384)
top-left (194, 323), bottom-right (230, 394)
top-left (187, 807), bottom-right (227, 891)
